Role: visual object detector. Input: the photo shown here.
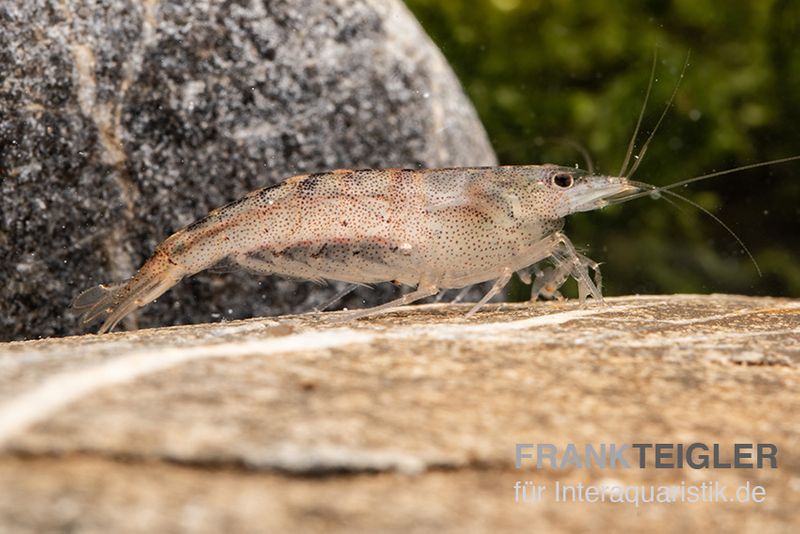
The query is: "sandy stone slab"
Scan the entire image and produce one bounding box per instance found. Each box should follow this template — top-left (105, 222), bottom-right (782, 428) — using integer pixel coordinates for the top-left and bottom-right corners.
top-left (0, 295), bottom-right (798, 467)
top-left (0, 295), bottom-right (798, 531)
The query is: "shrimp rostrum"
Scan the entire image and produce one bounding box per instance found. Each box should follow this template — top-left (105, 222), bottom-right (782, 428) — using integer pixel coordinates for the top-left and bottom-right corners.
top-left (72, 165), bottom-right (638, 333)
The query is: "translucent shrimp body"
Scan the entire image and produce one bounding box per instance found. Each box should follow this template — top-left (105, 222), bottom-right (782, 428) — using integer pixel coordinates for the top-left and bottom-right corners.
top-left (72, 165), bottom-right (636, 333)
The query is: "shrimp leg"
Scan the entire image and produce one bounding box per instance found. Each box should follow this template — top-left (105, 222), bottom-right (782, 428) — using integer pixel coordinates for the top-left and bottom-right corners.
top-left (432, 285), bottom-right (473, 304)
top-left (450, 285), bottom-right (474, 304)
top-left (516, 269), bottom-right (533, 285)
top-left (555, 242), bottom-right (602, 302)
top-left (465, 268), bottom-right (513, 318)
top-left (332, 278), bottom-right (440, 322)
top-left (311, 283), bottom-right (359, 313)
top-left (433, 285), bottom-right (474, 304)
top-left (526, 232), bottom-right (603, 303)
top-left (531, 263), bottom-right (571, 300)
top-left (433, 288), bottom-right (451, 303)
top-left (573, 253), bottom-right (602, 302)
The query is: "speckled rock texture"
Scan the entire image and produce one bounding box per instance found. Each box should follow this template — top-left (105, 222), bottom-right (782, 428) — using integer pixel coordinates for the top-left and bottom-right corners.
top-left (0, 295), bottom-right (798, 532)
top-left (0, 0), bottom-right (496, 341)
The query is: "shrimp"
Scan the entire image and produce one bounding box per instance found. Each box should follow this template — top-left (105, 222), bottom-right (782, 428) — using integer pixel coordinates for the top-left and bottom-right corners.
top-left (72, 165), bottom-right (636, 333)
top-left (72, 53), bottom-right (800, 334)
top-left (73, 152), bottom-right (800, 335)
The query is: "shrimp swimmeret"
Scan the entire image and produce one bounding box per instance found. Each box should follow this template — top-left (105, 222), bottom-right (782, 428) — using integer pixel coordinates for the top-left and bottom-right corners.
top-left (72, 56), bottom-right (800, 334)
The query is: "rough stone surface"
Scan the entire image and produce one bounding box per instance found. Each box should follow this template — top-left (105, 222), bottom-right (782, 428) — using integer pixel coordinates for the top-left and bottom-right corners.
top-left (0, 0), bottom-right (496, 341)
top-left (0, 294), bottom-right (798, 532)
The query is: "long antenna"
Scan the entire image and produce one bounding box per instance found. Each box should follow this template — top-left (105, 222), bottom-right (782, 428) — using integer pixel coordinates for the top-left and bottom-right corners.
top-left (626, 179), bottom-right (762, 276)
top-left (616, 155), bottom-right (800, 205)
top-left (660, 189), bottom-right (762, 276)
top-left (626, 49), bottom-right (692, 179)
top-left (556, 137), bottom-right (595, 174)
top-left (619, 48), bottom-right (658, 177)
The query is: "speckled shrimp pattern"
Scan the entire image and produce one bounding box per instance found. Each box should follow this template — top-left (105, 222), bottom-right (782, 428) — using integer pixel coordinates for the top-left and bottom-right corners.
top-left (72, 165), bottom-right (637, 333)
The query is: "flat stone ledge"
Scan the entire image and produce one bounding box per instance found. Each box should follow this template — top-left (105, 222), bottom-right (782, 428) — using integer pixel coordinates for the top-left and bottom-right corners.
top-left (0, 294), bottom-right (798, 532)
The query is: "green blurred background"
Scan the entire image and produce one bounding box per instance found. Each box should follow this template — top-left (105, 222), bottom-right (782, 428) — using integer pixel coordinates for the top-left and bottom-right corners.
top-left (405, 0), bottom-right (800, 299)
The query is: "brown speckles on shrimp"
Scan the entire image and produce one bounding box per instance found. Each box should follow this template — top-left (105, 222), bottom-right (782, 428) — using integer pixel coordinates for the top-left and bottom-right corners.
top-left (73, 166), bottom-right (638, 333)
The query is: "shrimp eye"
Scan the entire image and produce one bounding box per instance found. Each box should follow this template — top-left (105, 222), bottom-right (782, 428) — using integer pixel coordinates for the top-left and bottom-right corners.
top-left (552, 173), bottom-right (574, 188)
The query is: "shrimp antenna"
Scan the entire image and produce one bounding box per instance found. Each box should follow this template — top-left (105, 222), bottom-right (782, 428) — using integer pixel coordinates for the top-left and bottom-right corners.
top-left (555, 137), bottom-right (595, 174)
top-left (648, 155), bottom-right (800, 198)
top-left (535, 137), bottom-right (595, 173)
top-left (627, 180), bottom-right (762, 276)
top-left (626, 50), bottom-right (692, 179)
top-left (615, 154), bottom-right (800, 205)
top-left (619, 48), bottom-right (658, 177)
top-left (661, 189), bottom-right (761, 276)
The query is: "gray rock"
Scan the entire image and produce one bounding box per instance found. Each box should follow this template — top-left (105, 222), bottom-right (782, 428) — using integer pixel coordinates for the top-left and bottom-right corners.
top-left (0, 0), bottom-right (496, 340)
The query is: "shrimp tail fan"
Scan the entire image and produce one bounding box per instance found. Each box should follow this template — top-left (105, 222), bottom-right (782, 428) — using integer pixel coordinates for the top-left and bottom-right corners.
top-left (71, 252), bottom-right (185, 334)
